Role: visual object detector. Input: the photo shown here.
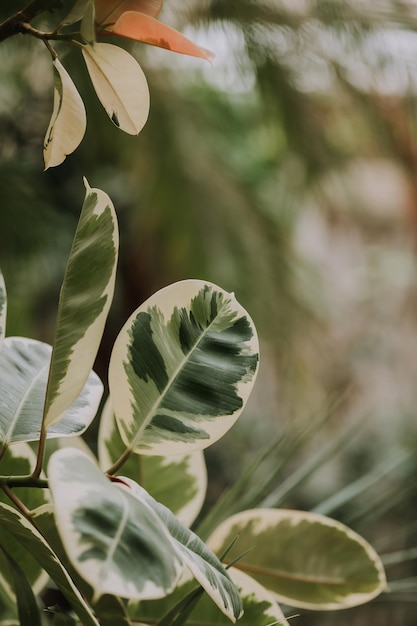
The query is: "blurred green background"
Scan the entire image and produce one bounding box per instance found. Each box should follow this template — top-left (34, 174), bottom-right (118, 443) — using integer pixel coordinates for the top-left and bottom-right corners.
top-left (1, 1), bottom-right (417, 623)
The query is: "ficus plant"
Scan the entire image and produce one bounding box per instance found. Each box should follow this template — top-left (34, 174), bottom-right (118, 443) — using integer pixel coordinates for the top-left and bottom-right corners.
top-left (0, 1), bottom-right (387, 625)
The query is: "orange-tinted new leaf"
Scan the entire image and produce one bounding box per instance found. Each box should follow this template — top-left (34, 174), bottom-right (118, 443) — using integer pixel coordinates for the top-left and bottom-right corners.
top-left (111, 12), bottom-right (215, 62)
top-left (95, 0), bottom-right (162, 25)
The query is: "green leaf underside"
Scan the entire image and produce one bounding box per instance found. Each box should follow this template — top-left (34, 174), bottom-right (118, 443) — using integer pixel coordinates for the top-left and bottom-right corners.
top-left (0, 270), bottom-right (6, 351)
top-left (0, 503), bottom-right (100, 626)
top-left (43, 181), bottom-right (117, 428)
top-left (207, 509), bottom-right (387, 611)
top-left (98, 398), bottom-right (207, 525)
top-left (109, 280), bottom-right (259, 456)
top-left (0, 337), bottom-right (102, 452)
top-left (118, 478), bottom-right (243, 622)
top-left (48, 448), bottom-right (183, 601)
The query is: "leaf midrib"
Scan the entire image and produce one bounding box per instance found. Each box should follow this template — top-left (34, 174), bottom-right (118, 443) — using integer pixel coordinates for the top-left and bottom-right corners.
top-left (233, 561), bottom-right (354, 586)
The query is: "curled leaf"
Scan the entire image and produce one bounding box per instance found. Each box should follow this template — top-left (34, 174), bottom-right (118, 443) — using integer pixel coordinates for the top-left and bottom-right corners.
top-left (0, 270), bottom-right (6, 352)
top-left (44, 59), bottom-right (87, 169)
top-left (82, 42), bottom-right (150, 134)
top-left (111, 12), bottom-right (215, 61)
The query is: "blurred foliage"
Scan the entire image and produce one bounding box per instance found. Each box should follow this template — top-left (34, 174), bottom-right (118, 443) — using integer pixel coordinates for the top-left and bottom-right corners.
top-left (2, 0), bottom-right (417, 623)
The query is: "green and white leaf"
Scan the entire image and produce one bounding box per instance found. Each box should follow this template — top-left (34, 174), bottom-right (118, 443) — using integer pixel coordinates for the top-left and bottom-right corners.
top-left (0, 337), bottom-right (102, 454)
top-left (0, 502), bottom-right (100, 626)
top-left (48, 448), bottom-right (183, 602)
top-left (117, 478), bottom-right (243, 622)
top-left (0, 443), bottom-right (49, 511)
top-left (207, 508), bottom-right (388, 611)
top-left (98, 398), bottom-right (207, 525)
top-left (44, 58), bottom-right (87, 169)
top-left (0, 270), bottom-right (6, 352)
top-left (82, 43), bottom-right (150, 134)
top-left (43, 179), bottom-right (118, 429)
top-left (1, 547), bottom-right (42, 626)
top-left (108, 280), bottom-right (259, 457)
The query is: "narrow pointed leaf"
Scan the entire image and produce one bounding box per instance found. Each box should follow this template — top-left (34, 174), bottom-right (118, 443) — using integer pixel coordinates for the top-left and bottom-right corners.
top-left (44, 59), bottom-right (87, 169)
top-left (118, 478), bottom-right (243, 622)
top-left (95, 0), bottom-right (162, 24)
top-left (0, 271), bottom-right (6, 352)
top-left (207, 509), bottom-right (387, 611)
top-left (108, 280), bottom-right (259, 457)
top-left (111, 12), bottom-right (214, 62)
top-left (62, 0), bottom-right (93, 25)
top-left (0, 548), bottom-right (42, 626)
top-left (43, 179), bottom-right (117, 429)
top-left (82, 43), bottom-right (150, 134)
top-left (0, 503), bottom-right (100, 626)
top-left (0, 337), bottom-right (102, 453)
top-left (48, 448), bottom-right (183, 601)
top-left (98, 398), bottom-right (207, 525)
top-left (81, 0), bottom-right (97, 43)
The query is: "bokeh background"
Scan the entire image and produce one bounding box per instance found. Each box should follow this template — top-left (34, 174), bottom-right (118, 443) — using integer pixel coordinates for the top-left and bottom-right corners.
top-left (1, 1), bottom-right (417, 623)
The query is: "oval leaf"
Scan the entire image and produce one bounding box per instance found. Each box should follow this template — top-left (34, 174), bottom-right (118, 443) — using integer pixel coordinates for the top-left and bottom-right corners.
top-left (82, 42), bottom-right (150, 134)
top-left (48, 448), bottom-right (183, 601)
top-left (0, 270), bottom-right (6, 352)
top-left (43, 179), bottom-right (118, 429)
top-left (108, 280), bottom-right (259, 457)
top-left (44, 58), bottom-right (87, 169)
top-left (207, 509), bottom-right (388, 611)
top-left (118, 478), bottom-right (243, 622)
top-left (95, 0), bottom-right (162, 24)
top-left (111, 12), bottom-right (215, 62)
top-left (98, 397), bottom-right (207, 525)
top-left (0, 337), bottom-right (103, 454)
top-left (0, 502), bottom-right (100, 626)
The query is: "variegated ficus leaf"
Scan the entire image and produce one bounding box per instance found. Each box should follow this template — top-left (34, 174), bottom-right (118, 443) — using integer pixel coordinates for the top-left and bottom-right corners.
top-left (98, 397), bottom-right (208, 525)
top-left (108, 280), bottom-right (259, 457)
top-left (44, 58), bottom-right (87, 169)
top-left (42, 179), bottom-right (118, 430)
top-left (82, 42), bottom-right (150, 134)
top-left (0, 270), bottom-right (6, 353)
top-left (207, 509), bottom-right (387, 611)
top-left (48, 448), bottom-right (183, 602)
top-left (0, 337), bottom-right (102, 456)
top-left (117, 478), bottom-right (243, 622)
top-left (110, 12), bottom-right (215, 62)
top-left (95, 0), bottom-right (163, 25)
top-left (0, 502), bottom-right (100, 626)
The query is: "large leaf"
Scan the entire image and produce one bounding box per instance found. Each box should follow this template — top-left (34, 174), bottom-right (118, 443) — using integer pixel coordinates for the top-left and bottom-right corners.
top-left (0, 270), bottom-right (6, 352)
top-left (0, 502), bottom-right (100, 626)
top-left (0, 337), bottom-right (102, 454)
top-left (117, 478), bottom-right (243, 622)
top-left (108, 280), bottom-right (259, 457)
top-left (47, 448), bottom-right (183, 601)
top-left (44, 58), bottom-right (87, 169)
top-left (98, 398), bottom-right (207, 525)
top-left (43, 179), bottom-right (118, 429)
top-left (82, 43), bottom-right (150, 134)
top-left (111, 12), bottom-right (215, 61)
top-left (95, 0), bottom-right (162, 24)
top-left (207, 509), bottom-right (387, 611)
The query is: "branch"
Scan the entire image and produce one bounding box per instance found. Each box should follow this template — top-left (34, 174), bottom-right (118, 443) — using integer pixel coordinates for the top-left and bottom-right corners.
top-left (0, 0), bottom-right (63, 43)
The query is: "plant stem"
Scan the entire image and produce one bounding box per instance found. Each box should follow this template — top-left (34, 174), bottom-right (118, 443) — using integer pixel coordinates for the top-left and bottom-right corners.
top-left (0, 0), bottom-right (63, 43)
top-left (106, 446), bottom-right (133, 476)
top-left (32, 426), bottom-right (47, 478)
top-left (1, 485), bottom-right (32, 517)
top-left (0, 475), bottom-right (48, 489)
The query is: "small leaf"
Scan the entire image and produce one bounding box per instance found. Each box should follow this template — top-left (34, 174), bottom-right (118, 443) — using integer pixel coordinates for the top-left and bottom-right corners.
top-left (0, 547), bottom-right (42, 626)
top-left (43, 179), bottom-right (118, 429)
top-left (81, 0), bottom-right (97, 43)
top-left (118, 478), bottom-right (243, 622)
top-left (108, 280), bottom-right (259, 457)
top-left (0, 270), bottom-right (6, 352)
top-left (95, 0), bottom-right (162, 25)
top-left (82, 42), bottom-right (150, 134)
top-left (48, 448), bottom-right (183, 601)
top-left (0, 502), bottom-right (100, 626)
top-left (62, 0), bottom-right (94, 25)
top-left (110, 12), bottom-right (215, 62)
top-left (98, 398), bottom-right (207, 525)
top-left (0, 337), bottom-right (102, 454)
top-left (207, 509), bottom-right (388, 611)
top-left (44, 58), bottom-right (87, 169)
